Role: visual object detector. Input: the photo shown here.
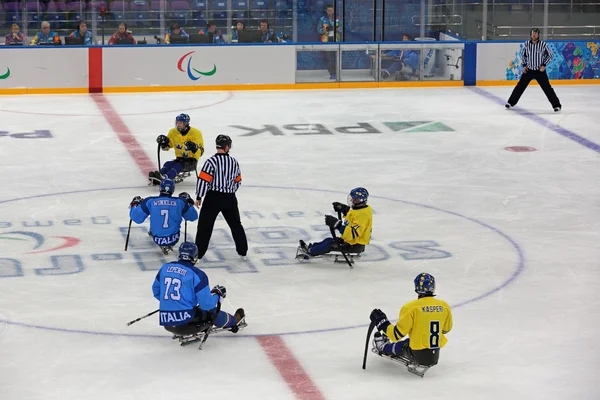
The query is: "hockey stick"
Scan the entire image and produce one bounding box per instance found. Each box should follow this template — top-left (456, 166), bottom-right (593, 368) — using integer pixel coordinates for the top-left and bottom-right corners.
top-left (126, 309), bottom-right (159, 326)
top-left (124, 219), bottom-right (133, 251)
top-left (184, 220), bottom-right (188, 241)
top-left (331, 210), bottom-right (353, 268)
top-left (362, 321), bottom-right (376, 369)
top-left (157, 142), bottom-right (161, 171)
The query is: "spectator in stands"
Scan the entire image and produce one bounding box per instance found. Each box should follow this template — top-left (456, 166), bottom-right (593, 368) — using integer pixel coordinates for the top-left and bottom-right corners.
top-left (199, 21), bottom-right (225, 44)
top-left (230, 20), bottom-right (245, 43)
top-left (165, 23), bottom-right (189, 44)
top-left (259, 20), bottom-right (278, 43)
top-left (381, 34), bottom-right (419, 81)
top-left (70, 20), bottom-right (94, 45)
top-left (30, 21), bottom-right (60, 45)
top-left (317, 4), bottom-right (342, 79)
top-left (5, 24), bottom-right (25, 45)
top-left (108, 23), bottom-right (137, 45)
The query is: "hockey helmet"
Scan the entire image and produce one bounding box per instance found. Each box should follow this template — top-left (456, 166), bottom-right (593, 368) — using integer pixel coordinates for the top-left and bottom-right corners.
top-left (347, 187), bottom-right (369, 207)
top-left (159, 178), bottom-right (175, 195)
top-left (179, 242), bottom-right (199, 264)
top-left (175, 113), bottom-right (190, 132)
top-left (216, 134), bottom-right (232, 150)
top-left (530, 28), bottom-right (540, 36)
top-left (414, 273), bottom-right (435, 295)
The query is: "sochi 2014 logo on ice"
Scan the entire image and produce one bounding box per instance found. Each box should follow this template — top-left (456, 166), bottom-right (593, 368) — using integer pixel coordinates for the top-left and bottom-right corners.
top-left (0, 66), bottom-right (10, 80)
top-left (0, 231), bottom-right (80, 254)
top-left (177, 52), bottom-right (217, 81)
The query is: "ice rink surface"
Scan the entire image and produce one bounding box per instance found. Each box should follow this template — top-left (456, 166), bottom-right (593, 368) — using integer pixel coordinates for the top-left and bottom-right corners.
top-left (0, 85), bottom-right (599, 399)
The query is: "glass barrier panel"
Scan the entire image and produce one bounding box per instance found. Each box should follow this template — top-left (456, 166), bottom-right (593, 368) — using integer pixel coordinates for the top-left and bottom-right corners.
top-left (295, 43), bottom-right (340, 82)
top-left (379, 42), bottom-right (463, 81)
top-left (339, 43), bottom-right (377, 81)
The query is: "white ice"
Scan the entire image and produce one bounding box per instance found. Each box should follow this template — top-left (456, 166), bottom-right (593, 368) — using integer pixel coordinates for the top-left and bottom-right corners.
top-left (0, 86), bottom-right (599, 400)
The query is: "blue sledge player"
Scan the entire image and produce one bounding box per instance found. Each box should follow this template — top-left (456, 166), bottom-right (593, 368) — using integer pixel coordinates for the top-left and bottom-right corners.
top-left (129, 179), bottom-right (198, 255)
top-left (152, 242), bottom-right (246, 346)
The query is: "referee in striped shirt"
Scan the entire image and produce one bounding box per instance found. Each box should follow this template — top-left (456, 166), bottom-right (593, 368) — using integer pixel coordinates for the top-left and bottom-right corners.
top-left (506, 28), bottom-right (561, 111)
top-left (194, 134), bottom-right (248, 259)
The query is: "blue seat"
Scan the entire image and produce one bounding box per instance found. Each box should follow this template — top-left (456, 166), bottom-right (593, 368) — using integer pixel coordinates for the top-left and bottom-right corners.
top-left (211, 0), bottom-right (227, 19)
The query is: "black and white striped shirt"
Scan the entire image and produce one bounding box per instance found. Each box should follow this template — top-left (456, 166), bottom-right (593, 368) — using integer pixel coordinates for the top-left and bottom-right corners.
top-left (521, 40), bottom-right (553, 70)
top-left (196, 153), bottom-right (242, 199)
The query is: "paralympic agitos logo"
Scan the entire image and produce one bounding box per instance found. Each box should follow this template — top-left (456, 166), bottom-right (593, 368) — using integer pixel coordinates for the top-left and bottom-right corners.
top-left (0, 66), bottom-right (10, 80)
top-left (177, 51), bottom-right (217, 81)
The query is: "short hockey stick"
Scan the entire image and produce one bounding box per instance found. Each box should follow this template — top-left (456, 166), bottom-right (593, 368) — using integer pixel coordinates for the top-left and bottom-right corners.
top-left (126, 309), bottom-right (159, 326)
top-left (157, 142), bottom-right (162, 171)
top-left (362, 321), bottom-right (376, 369)
top-left (124, 219), bottom-right (133, 251)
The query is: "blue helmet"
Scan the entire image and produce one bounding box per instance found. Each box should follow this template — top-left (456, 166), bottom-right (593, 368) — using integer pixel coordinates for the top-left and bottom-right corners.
top-left (175, 113), bottom-right (190, 132)
top-left (414, 273), bottom-right (435, 295)
top-left (179, 242), bottom-right (199, 264)
top-left (159, 178), bottom-right (175, 195)
top-left (347, 187), bottom-right (369, 207)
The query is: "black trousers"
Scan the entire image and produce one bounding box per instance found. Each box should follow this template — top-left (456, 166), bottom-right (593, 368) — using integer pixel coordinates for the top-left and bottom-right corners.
top-left (325, 51), bottom-right (336, 76)
top-left (507, 69), bottom-right (561, 108)
top-left (195, 191), bottom-right (248, 259)
top-left (163, 307), bottom-right (213, 336)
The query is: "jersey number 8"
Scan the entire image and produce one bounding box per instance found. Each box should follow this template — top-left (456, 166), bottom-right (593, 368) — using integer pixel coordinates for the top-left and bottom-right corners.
top-left (163, 277), bottom-right (181, 300)
top-left (429, 320), bottom-right (440, 349)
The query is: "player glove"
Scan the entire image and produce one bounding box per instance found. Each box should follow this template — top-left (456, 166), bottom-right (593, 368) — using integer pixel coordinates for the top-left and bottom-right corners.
top-left (332, 202), bottom-right (350, 216)
top-left (184, 141), bottom-right (198, 153)
top-left (130, 196), bottom-right (143, 208)
top-left (211, 285), bottom-right (226, 300)
top-left (178, 192), bottom-right (195, 206)
top-left (370, 308), bottom-right (391, 332)
top-left (324, 215), bottom-right (341, 229)
top-left (156, 135), bottom-right (169, 149)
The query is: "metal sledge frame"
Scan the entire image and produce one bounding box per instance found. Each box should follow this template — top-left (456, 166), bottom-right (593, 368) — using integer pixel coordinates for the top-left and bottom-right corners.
top-left (171, 318), bottom-right (248, 350)
top-left (149, 143), bottom-right (199, 185)
top-left (295, 210), bottom-right (364, 268)
top-left (370, 347), bottom-right (434, 378)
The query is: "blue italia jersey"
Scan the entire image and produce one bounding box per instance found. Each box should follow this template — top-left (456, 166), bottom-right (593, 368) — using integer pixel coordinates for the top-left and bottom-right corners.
top-left (130, 194), bottom-right (198, 239)
top-left (152, 260), bottom-right (220, 326)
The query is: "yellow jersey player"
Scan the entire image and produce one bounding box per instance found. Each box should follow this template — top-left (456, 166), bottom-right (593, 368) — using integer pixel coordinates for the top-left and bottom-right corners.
top-left (298, 187), bottom-right (372, 257)
top-left (370, 273), bottom-right (453, 368)
top-left (149, 113), bottom-right (205, 185)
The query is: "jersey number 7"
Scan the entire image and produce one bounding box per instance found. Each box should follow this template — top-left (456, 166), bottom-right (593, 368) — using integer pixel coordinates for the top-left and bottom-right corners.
top-left (160, 209), bottom-right (170, 228)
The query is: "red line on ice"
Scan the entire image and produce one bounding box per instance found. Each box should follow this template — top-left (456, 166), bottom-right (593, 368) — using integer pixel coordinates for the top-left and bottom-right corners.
top-left (91, 94), bottom-right (155, 175)
top-left (93, 92), bottom-right (319, 399)
top-left (257, 336), bottom-right (325, 400)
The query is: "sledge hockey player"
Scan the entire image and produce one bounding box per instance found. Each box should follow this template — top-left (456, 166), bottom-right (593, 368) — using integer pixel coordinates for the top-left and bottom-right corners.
top-left (369, 273), bottom-right (453, 374)
top-left (298, 187), bottom-right (372, 258)
top-left (129, 179), bottom-right (198, 255)
top-left (152, 242), bottom-right (246, 345)
top-left (149, 113), bottom-right (205, 185)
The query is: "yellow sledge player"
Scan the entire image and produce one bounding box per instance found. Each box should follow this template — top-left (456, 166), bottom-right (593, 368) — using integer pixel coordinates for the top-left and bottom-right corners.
top-left (369, 273), bottom-right (453, 376)
top-left (298, 187), bottom-right (371, 257)
top-left (149, 113), bottom-right (205, 185)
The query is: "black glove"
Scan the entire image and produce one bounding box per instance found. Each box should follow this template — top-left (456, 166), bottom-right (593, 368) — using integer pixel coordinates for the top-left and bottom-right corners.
top-left (332, 202), bottom-right (350, 216)
top-left (156, 135), bottom-right (169, 149)
top-left (130, 196), bottom-right (143, 208)
top-left (326, 25), bottom-right (333, 32)
top-left (370, 309), bottom-right (391, 332)
top-left (184, 141), bottom-right (198, 153)
top-left (324, 214), bottom-right (341, 229)
top-left (211, 285), bottom-right (226, 299)
top-left (178, 192), bottom-right (194, 206)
